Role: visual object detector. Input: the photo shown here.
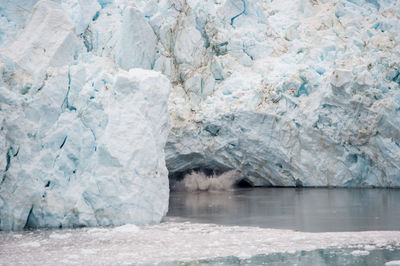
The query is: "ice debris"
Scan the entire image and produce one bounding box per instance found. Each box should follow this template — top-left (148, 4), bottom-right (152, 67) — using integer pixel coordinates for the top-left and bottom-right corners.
top-left (171, 170), bottom-right (243, 191)
top-left (1, 222), bottom-right (400, 265)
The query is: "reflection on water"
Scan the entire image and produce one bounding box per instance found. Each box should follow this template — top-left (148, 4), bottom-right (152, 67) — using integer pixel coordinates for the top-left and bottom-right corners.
top-left (173, 248), bottom-right (400, 266)
top-left (167, 188), bottom-right (400, 232)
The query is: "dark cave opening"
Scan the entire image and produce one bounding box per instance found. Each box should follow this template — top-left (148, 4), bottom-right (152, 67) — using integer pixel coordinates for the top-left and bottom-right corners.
top-left (235, 178), bottom-right (253, 188)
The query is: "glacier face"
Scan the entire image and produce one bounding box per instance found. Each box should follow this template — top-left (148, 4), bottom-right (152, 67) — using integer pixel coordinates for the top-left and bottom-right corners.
top-left (163, 0), bottom-right (400, 187)
top-left (0, 0), bottom-right (170, 230)
top-left (1, 0), bottom-right (400, 229)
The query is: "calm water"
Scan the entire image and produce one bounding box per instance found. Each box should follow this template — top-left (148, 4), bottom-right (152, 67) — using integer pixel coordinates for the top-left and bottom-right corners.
top-left (167, 188), bottom-right (400, 232)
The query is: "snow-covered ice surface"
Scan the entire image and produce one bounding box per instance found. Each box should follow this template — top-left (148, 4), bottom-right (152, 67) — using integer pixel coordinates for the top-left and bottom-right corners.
top-left (0, 222), bottom-right (400, 265)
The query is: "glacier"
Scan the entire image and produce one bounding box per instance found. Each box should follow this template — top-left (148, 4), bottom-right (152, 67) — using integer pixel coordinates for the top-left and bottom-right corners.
top-left (1, 0), bottom-right (400, 230)
top-left (0, 62), bottom-right (171, 230)
top-left (0, 0), bottom-right (170, 230)
top-left (164, 0), bottom-right (400, 187)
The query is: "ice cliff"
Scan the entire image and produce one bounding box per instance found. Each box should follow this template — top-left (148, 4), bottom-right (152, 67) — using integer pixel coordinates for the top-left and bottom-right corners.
top-left (163, 0), bottom-right (400, 187)
top-left (0, 0), bottom-right (170, 230)
top-left (1, 0), bottom-right (400, 230)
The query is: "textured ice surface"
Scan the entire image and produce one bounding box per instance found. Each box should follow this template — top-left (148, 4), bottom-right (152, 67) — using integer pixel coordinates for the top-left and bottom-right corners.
top-left (163, 0), bottom-right (400, 187)
top-left (0, 64), bottom-right (170, 230)
top-left (1, 0), bottom-right (400, 230)
top-left (0, 0), bottom-right (170, 230)
top-left (0, 222), bottom-right (400, 265)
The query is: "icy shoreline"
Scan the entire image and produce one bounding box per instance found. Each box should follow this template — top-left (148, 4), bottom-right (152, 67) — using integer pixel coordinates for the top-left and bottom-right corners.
top-left (1, 222), bottom-right (400, 265)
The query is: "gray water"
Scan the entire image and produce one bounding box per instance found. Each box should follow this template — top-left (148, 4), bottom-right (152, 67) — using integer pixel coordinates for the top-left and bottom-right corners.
top-left (167, 188), bottom-right (400, 232)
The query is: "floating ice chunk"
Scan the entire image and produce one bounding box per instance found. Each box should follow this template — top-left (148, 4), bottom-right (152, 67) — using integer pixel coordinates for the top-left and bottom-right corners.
top-left (80, 249), bottom-right (97, 255)
top-left (49, 233), bottom-right (72, 240)
top-left (113, 224), bottom-right (139, 233)
top-left (351, 250), bottom-right (370, 256)
top-left (19, 241), bottom-right (41, 248)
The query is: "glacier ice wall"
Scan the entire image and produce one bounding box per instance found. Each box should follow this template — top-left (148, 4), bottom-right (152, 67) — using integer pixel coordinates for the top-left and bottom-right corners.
top-left (160, 0), bottom-right (400, 187)
top-left (1, 0), bottom-right (400, 229)
top-left (0, 0), bottom-right (170, 230)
